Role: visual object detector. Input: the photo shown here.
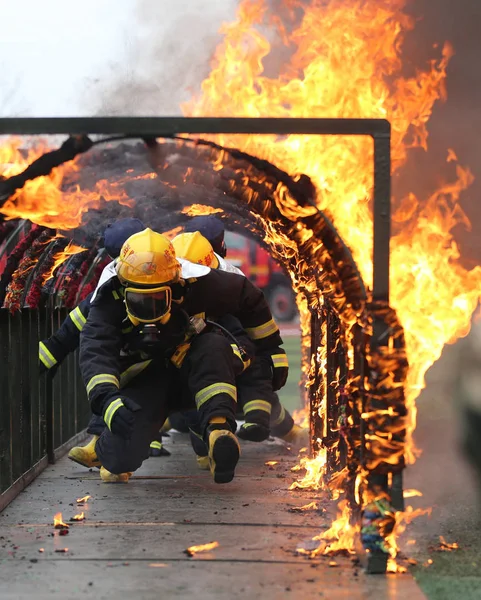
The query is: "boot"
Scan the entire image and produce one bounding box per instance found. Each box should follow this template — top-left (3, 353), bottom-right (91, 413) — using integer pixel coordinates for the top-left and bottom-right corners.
top-left (280, 424), bottom-right (309, 449)
top-left (160, 417), bottom-right (172, 434)
top-left (206, 418), bottom-right (240, 484)
top-left (68, 435), bottom-right (101, 468)
top-left (100, 466), bottom-right (132, 483)
top-left (149, 440), bottom-right (171, 457)
top-left (196, 455), bottom-right (210, 470)
top-left (237, 422), bottom-right (270, 442)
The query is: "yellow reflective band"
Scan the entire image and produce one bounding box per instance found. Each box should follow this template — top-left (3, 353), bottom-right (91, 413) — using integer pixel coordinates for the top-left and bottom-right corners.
top-left (195, 382), bottom-right (237, 409)
top-left (39, 342), bottom-right (57, 369)
top-left (243, 400), bottom-right (272, 415)
top-left (86, 373), bottom-right (120, 396)
top-left (150, 441), bottom-right (162, 450)
top-left (69, 306), bottom-right (87, 332)
top-left (272, 354), bottom-right (289, 368)
top-left (112, 290), bottom-right (120, 300)
top-left (120, 360), bottom-right (152, 387)
top-left (245, 319), bottom-right (279, 340)
top-left (242, 423), bottom-right (258, 429)
top-left (104, 398), bottom-right (124, 430)
top-left (272, 405), bottom-right (286, 426)
top-left (230, 344), bottom-right (251, 372)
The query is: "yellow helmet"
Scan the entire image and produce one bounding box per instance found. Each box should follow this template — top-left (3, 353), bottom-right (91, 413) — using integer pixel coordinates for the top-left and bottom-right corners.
top-left (116, 228), bottom-right (181, 325)
top-left (171, 231), bottom-right (219, 269)
top-left (116, 228), bottom-right (180, 287)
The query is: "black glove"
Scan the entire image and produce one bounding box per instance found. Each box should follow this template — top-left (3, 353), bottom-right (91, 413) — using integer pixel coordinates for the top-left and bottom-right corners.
top-left (267, 347), bottom-right (289, 391)
top-left (102, 395), bottom-right (141, 440)
top-left (39, 361), bottom-right (59, 379)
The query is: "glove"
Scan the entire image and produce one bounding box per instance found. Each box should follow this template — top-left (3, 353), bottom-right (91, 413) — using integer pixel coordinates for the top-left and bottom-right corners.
top-left (102, 395), bottom-right (141, 440)
top-left (39, 361), bottom-right (59, 379)
top-left (268, 347), bottom-right (289, 391)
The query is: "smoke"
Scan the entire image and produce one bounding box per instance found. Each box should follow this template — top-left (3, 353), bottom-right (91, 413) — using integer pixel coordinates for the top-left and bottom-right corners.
top-left (93, 0), bottom-right (238, 116)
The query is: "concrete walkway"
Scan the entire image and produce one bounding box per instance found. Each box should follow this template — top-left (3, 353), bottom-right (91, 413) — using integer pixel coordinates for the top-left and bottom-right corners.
top-left (0, 433), bottom-right (425, 600)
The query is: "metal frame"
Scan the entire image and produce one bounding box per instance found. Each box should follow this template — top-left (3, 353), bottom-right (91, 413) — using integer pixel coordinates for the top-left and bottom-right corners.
top-left (0, 116), bottom-right (391, 304)
top-left (0, 118), bottom-right (393, 571)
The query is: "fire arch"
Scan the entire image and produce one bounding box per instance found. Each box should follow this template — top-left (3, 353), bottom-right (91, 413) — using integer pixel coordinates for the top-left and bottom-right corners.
top-left (0, 117), bottom-right (407, 573)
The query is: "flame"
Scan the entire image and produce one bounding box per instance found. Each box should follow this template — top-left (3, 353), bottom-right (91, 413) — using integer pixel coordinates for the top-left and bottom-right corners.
top-left (265, 460), bottom-right (278, 466)
top-left (71, 512), bottom-right (85, 521)
top-left (385, 505), bottom-right (432, 571)
top-left (42, 241), bottom-right (86, 284)
top-left (185, 541), bottom-right (219, 556)
top-left (438, 536), bottom-right (459, 551)
top-left (76, 495), bottom-right (91, 503)
top-left (313, 499), bottom-right (357, 555)
top-left (291, 407), bottom-right (309, 428)
top-left (0, 139), bottom-right (134, 229)
top-left (53, 512), bottom-right (69, 529)
top-left (181, 204), bottom-right (224, 217)
top-left (184, 0), bottom-right (481, 467)
top-left (289, 501), bottom-right (319, 512)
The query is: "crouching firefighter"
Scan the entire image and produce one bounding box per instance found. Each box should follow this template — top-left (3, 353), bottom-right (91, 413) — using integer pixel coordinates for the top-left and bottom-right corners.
top-left (37, 218), bottom-right (170, 462)
top-left (79, 228), bottom-right (287, 484)
top-left (171, 230), bottom-right (306, 450)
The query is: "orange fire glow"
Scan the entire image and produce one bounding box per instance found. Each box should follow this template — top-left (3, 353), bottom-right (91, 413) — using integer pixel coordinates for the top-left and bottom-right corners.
top-left (184, 0), bottom-right (481, 468)
top-left (181, 205), bottom-right (223, 217)
top-left (53, 512), bottom-right (69, 529)
top-left (76, 495), bottom-right (91, 504)
top-left (182, 0), bottom-right (479, 561)
top-left (438, 536), bottom-right (459, 551)
top-left (0, 139), bottom-right (134, 229)
top-left (185, 541), bottom-right (219, 556)
top-left (42, 240), bottom-right (86, 284)
top-left (71, 512), bottom-right (85, 522)
top-left (289, 501), bottom-right (319, 512)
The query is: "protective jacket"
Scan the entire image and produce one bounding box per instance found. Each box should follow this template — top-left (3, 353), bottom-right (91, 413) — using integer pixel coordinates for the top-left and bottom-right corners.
top-left (79, 264), bottom-right (283, 416)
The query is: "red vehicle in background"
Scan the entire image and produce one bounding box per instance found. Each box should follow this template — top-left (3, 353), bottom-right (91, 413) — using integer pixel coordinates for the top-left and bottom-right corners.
top-left (224, 231), bottom-right (297, 323)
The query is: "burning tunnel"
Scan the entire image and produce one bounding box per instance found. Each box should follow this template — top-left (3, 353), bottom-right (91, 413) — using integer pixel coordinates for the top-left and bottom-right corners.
top-left (0, 117), bottom-right (407, 574)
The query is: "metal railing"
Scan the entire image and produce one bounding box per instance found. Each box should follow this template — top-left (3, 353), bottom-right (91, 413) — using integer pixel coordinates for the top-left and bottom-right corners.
top-left (0, 308), bottom-right (89, 510)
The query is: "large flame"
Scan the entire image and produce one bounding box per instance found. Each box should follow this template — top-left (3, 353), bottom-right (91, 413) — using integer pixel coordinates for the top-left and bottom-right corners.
top-left (0, 139), bottom-right (134, 229)
top-left (183, 0), bottom-right (481, 463)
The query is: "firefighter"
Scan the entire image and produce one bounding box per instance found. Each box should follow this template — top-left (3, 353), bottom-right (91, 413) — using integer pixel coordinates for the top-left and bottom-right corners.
top-left (79, 228), bottom-right (288, 484)
top-left (171, 231), bottom-right (308, 450)
top-left (172, 229), bottom-right (309, 450)
top-left (38, 218), bottom-right (171, 463)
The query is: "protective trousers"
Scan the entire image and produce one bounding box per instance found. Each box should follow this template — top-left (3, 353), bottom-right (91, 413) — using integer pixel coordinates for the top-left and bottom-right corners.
top-left (237, 354), bottom-right (275, 431)
top-left (95, 360), bottom-right (180, 474)
top-left (180, 330), bottom-right (239, 436)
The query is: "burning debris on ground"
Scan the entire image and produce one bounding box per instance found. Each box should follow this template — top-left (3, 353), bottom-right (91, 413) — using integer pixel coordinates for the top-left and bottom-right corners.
top-left (184, 541), bottom-right (220, 557)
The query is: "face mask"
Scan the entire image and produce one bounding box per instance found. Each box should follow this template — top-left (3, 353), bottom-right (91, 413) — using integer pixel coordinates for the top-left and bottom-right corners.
top-left (124, 286), bottom-right (172, 325)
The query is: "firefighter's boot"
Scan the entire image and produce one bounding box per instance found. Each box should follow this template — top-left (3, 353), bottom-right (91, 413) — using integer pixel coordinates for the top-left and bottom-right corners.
top-left (160, 417), bottom-right (172, 434)
top-left (100, 466), bottom-right (132, 483)
top-left (237, 422), bottom-right (270, 442)
top-left (68, 435), bottom-right (101, 468)
top-left (238, 400), bottom-right (271, 442)
top-left (281, 424), bottom-right (309, 449)
top-left (197, 456), bottom-right (210, 470)
top-left (149, 439), bottom-right (171, 457)
top-left (188, 429), bottom-right (209, 469)
top-left (206, 417), bottom-right (240, 484)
